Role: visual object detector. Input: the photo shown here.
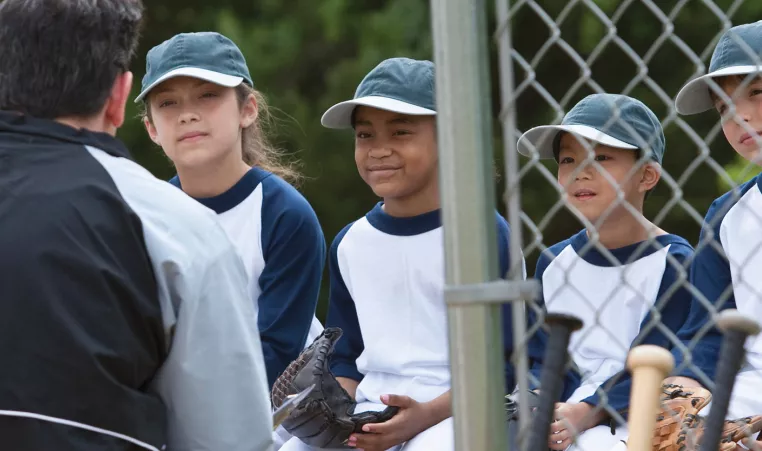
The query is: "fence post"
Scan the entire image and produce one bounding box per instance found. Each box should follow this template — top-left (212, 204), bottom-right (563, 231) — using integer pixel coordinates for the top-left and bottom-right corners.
top-left (430, 0), bottom-right (509, 450)
top-left (495, 0), bottom-right (531, 448)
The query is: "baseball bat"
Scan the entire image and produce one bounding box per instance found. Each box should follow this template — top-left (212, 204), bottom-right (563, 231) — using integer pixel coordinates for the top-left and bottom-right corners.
top-left (626, 345), bottom-right (675, 451)
top-left (526, 312), bottom-right (583, 451)
top-left (699, 309), bottom-right (761, 451)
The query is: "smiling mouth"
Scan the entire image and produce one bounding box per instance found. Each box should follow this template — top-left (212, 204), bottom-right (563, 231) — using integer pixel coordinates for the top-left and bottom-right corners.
top-left (369, 168), bottom-right (400, 178)
top-left (573, 190), bottom-right (596, 200)
top-left (367, 164), bottom-right (402, 176)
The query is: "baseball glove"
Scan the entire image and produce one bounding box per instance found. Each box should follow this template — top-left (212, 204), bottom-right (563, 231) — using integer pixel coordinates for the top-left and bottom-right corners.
top-left (652, 384), bottom-right (762, 451)
top-left (271, 327), bottom-right (399, 448)
top-left (506, 390), bottom-right (543, 450)
top-left (505, 389), bottom-right (540, 422)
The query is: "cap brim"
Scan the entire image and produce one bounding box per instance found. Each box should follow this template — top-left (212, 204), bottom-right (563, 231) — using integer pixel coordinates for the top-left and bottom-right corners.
top-left (675, 65), bottom-right (762, 115)
top-left (517, 124), bottom-right (638, 159)
top-left (134, 67), bottom-right (244, 103)
top-left (320, 96), bottom-right (436, 129)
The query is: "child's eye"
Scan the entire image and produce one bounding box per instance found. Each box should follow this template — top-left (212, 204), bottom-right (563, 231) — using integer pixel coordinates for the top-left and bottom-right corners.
top-left (751, 89), bottom-right (762, 97)
top-left (393, 130), bottom-right (411, 136)
top-left (559, 157), bottom-right (574, 164)
top-left (158, 100), bottom-right (175, 108)
top-left (201, 92), bottom-right (218, 99)
top-left (356, 131), bottom-right (372, 139)
top-left (594, 154), bottom-right (610, 161)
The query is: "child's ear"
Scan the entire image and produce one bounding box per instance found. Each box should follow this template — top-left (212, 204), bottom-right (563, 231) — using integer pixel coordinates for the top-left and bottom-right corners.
top-left (639, 162), bottom-right (662, 193)
top-left (240, 93), bottom-right (258, 128)
top-left (144, 117), bottom-right (161, 146)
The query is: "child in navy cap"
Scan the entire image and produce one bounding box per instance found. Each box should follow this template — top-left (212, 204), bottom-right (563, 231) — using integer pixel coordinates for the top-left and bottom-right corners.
top-left (136, 31), bottom-right (326, 398)
top-left (517, 93), bottom-right (694, 450)
top-left (656, 20), bottom-right (762, 445)
top-left (278, 57), bottom-right (524, 451)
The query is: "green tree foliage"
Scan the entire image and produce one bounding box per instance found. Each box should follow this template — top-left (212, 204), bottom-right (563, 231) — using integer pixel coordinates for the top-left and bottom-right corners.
top-left (125, 1), bottom-right (433, 318)
top-left (122, 1), bottom-right (762, 318)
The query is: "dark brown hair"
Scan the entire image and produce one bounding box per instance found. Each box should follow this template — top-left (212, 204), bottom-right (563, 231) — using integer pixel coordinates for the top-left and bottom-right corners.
top-left (0, 0), bottom-right (143, 119)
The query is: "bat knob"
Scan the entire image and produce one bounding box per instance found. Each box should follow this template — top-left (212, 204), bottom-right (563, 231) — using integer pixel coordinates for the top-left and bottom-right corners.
top-left (626, 345), bottom-right (675, 374)
top-left (545, 312), bottom-right (584, 331)
top-left (717, 309), bottom-right (762, 336)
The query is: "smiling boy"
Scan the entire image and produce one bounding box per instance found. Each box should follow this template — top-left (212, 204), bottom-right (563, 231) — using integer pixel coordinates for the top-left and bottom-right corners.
top-left (277, 57), bottom-right (524, 451)
top-left (517, 93), bottom-right (694, 450)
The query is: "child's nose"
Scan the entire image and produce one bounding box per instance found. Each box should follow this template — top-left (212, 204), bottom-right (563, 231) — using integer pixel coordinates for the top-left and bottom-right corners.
top-left (368, 146), bottom-right (393, 159)
top-left (574, 165), bottom-right (593, 180)
top-left (732, 100), bottom-right (755, 123)
top-left (178, 109), bottom-right (200, 124)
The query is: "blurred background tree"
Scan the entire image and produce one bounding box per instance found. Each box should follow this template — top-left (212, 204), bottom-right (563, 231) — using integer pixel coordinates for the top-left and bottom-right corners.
top-left (122, 0), bottom-right (762, 320)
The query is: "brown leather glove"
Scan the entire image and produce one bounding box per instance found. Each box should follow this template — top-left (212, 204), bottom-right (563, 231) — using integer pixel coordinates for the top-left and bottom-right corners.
top-left (652, 384), bottom-right (762, 451)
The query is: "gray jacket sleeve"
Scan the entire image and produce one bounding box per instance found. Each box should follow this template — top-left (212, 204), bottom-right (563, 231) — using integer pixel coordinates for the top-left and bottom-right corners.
top-left (149, 243), bottom-right (274, 451)
top-left (83, 146), bottom-right (273, 451)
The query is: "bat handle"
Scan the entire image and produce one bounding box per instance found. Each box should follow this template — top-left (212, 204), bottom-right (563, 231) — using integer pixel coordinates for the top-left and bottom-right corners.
top-left (626, 345), bottom-right (675, 451)
top-left (526, 313), bottom-right (583, 451)
top-left (700, 310), bottom-right (761, 451)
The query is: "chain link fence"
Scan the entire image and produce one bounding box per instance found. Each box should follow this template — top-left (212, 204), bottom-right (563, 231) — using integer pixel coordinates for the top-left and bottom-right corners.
top-left (434, 0), bottom-right (762, 450)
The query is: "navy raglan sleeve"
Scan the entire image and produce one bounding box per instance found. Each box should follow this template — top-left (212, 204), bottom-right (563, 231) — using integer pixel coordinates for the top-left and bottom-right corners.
top-left (582, 242), bottom-right (694, 417)
top-left (525, 241), bottom-right (581, 401)
top-left (672, 199), bottom-right (736, 383)
top-left (258, 177), bottom-right (327, 388)
top-left (527, 252), bottom-right (550, 389)
top-left (496, 214), bottom-right (519, 392)
top-left (326, 224), bottom-right (365, 382)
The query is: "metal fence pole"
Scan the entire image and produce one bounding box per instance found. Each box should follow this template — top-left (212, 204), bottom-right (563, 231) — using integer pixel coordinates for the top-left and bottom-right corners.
top-left (430, 0), bottom-right (508, 450)
top-left (494, 1), bottom-right (531, 449)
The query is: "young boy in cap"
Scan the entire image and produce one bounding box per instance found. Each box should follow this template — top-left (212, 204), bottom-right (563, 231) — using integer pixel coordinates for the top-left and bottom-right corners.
top-left (517, 93), bottom-right (694, 450)
top-left (659, 19), bottom-right (762, 433)
top-left (278, 57), bottom-right (523, 451)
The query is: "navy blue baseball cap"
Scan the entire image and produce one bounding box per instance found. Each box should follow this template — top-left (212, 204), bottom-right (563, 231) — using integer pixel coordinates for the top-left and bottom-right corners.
top-left (135, 32), bottom-right (253, 103)
top-left (321, 57), bottom-right (436, 129)
top-left (517, 93), bottom-right (665, 165)
top-left (675, 20), bottom-right (762, 115)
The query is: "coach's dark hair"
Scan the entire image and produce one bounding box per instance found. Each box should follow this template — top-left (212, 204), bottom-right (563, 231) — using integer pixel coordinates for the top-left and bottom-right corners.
top-left (0, 0), bottom-right (144, 119)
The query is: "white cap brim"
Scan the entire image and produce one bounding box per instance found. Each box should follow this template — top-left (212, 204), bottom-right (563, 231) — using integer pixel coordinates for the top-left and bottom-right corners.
top-left (675, 65), bottom-right (762, 115)
top-left (517, 124), bottom-right (637, 159)
top-left (321, 96), bottom-right (436, 129)
top-left (134, 67), bottom-right (244, 103)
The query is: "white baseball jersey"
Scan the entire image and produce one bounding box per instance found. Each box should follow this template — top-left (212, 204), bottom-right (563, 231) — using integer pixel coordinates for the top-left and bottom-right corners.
top-left (325, 203), bottom-right (517, 404)
top-left (673, 174), bottom-right (762, 418)
top-left (532, 229), bottom-right (693, 421)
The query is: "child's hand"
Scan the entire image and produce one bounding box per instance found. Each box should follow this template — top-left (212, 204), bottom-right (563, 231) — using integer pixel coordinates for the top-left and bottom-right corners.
top-left (548, 402), bottom-right (606, 450)
top-left (347, 394), bottom-right (435, 451)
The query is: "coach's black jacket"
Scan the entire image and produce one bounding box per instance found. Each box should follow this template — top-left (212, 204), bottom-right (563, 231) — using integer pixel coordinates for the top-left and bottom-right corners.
top-left (0, 111), bottom-right (275, 451)
top-left (0, 111), bottom-right (167, 450)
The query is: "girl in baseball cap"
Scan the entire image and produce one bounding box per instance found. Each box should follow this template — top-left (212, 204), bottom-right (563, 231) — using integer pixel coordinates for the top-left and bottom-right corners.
top-left (136, 33), bottom-right (326, 441)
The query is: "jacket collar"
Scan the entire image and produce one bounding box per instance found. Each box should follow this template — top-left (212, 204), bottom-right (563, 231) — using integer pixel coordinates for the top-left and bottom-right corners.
top-left (0, 111), bottom-right (132, 160)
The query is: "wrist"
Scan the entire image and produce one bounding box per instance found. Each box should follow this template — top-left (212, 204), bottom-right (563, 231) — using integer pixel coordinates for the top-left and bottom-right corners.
top-left (578, 402), bottom-right (608, 429)
top-left (421, 399), bottom-right (450, 428)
